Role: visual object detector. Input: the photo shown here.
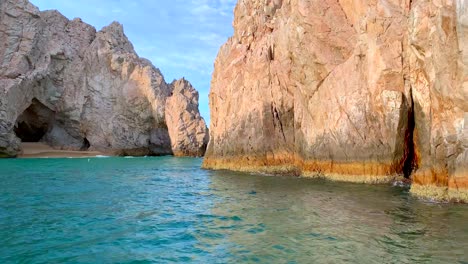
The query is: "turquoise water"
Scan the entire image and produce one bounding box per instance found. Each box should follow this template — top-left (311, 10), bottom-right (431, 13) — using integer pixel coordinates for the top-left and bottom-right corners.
top-left (1, 157), bottom-right (467, 263)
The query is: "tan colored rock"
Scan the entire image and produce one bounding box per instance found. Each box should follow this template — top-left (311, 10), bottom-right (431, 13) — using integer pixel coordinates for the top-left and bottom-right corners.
top-left (0, 0), bottom-right (208, 157)
top-left (408, 0), bottom-right (468, 202)
top-left (80, 21), bottom-right (173, 155)
top-left (204, 0), bottom-right (467, 201)
top-left (165, 78), bottom-right (209, 157)
top-left (205, 0), bottom-right (411, 177)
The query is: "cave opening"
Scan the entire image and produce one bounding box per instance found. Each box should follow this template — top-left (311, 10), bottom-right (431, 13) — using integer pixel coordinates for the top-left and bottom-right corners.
top-left (81, 137), bottom-right (90, 151)
top-left (403, 90), bottom-right (417, 179)
top-left (14, 99), bottom-right (55, 143)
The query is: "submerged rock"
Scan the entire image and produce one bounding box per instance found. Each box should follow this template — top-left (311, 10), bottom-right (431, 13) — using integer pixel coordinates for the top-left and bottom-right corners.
top-left (0, 0), bottom-right (208, 157)
top-left (203, 0), bottom-right (467, 201)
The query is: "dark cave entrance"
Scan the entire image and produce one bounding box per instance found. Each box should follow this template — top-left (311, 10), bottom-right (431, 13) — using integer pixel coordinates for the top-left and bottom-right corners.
top-left (14, 99), bottom-right (55, 142)
top-left (81, 138), bottom-right (91, 151)
top-left (403, 90), bottom-right (417, 179)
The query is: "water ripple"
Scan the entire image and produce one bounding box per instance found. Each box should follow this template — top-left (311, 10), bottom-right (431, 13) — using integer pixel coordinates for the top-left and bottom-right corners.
top-left (0, 157), bottom-right (467, 263)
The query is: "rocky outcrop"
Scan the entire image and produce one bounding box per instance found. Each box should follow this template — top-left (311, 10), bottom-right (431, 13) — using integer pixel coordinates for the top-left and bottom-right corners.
top-left (0, 0), bottom-right (208, 157)
top-left (203, 0), bottom-right (467, 201)
top-left (165, 78), bottom-right (209, 157)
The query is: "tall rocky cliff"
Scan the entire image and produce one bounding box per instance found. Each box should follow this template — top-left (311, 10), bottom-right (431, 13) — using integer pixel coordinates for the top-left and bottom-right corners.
top-left (203, 0), bottom-right (468, 201)
top-left (0, 0), bottom-right (208, 157)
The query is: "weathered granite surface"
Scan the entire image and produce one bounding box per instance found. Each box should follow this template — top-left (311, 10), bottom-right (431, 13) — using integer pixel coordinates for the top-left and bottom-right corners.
top-left (165, 78), bottom-right (209, 157)
top-left (408, 0), bottom-right (468, 201)
top-left (0, 0), bottom-right (208, 157)
top-left (203, 0), bottom-right (467, 201)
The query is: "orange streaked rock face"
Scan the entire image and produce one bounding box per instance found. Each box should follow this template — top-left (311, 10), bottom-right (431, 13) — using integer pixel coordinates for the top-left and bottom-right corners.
top-left (407, 0), bottom-right (467, 202)
top-left (204, 0), bottom-right (467, 201)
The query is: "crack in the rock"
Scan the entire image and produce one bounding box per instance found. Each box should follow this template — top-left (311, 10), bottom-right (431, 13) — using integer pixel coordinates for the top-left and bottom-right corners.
top-left (403, 87), bottom-right (417, 178)
top-left (271, 103), bottom-right (286, 141)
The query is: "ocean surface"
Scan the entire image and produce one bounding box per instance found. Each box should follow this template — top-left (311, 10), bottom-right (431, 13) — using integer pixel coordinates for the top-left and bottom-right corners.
top-left (1, 157), bottom-right (467, 263)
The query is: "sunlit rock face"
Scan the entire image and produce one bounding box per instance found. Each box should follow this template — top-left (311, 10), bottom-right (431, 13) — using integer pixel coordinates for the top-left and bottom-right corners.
top-left (204, 0), bottom-right (467, 201)
top-left (165, 78), bottom-right (209, 157)
top-left (0, 0), bottom-right (208, 157)
top-left (408, 0), bottom-right (468, 202)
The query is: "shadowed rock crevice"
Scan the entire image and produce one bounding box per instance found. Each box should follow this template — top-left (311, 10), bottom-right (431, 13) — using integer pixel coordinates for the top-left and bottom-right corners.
top-left (14, 99), bottom-right (55, 143)
top-left (403, 89), bottom-right (417, 179)
top-left (80, 137), bottom-right (90, 151)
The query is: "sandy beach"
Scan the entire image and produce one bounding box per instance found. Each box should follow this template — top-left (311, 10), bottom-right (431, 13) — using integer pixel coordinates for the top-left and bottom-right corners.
top-left (18, 143), bottom-right (105, 158)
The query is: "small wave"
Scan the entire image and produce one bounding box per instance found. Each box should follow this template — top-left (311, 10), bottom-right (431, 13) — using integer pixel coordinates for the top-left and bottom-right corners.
top-left (392, 179), bottom-right (411, 188)
top-left (95, 155), bottom-right (111, 158)
top-left (250, 172), bottom-right (276, 177)
top-left (64, 156), bottom-right (96, 159)
top-left (393, 181), bottom-right (408, 187)
top-left (124, 156), bottom-right (135, 159)
top-left (418, 196), bottom-right (451, 205)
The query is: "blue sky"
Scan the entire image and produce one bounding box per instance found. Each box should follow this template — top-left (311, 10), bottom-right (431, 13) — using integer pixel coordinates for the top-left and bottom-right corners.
top-left (30, 0), bottom-right (237, 124)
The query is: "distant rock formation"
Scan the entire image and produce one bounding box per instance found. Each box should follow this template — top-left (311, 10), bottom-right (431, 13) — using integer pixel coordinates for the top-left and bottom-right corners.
top-left (0, 0), bottom-right (208, 157)
top-left (166, 78), bottom-right (209, 157)
top-left (203, 0), bottom-right (467, 201)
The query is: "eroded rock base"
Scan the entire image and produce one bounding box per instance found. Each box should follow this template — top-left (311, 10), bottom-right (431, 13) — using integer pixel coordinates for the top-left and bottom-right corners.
top-left (203, 156), bottom-right (403, 184)
top-left (204, 157), bottom-right (467, 202)
top-left (411, 184), bottom-right (468, 203)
